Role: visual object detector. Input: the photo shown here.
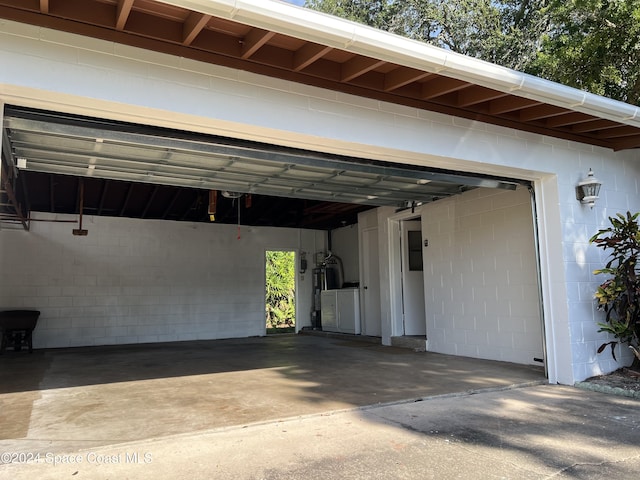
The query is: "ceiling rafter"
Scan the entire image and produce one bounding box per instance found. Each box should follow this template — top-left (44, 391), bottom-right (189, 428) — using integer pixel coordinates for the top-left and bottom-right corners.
top-left (141, 185), bottom-right (159, 218)
top-left (610, 136), bottom-right (640, 151)
top-left (119, 183), bottom-right (133, 217)
top-left (384, 67), bottom-right (432, 92)
top-left (75, 177), bottom-right (83, 213)
top-left (545, 112), bottom-right (597, 128)
top-left (39, 0), bottom-right (48, 14)
top-left (180, 194), bottom-right (200, 221)
top-left (241, 28), bottom-right (276, 59)
top-left (49, 175), bottom-right (55, 212)
top-left (519, 104), bottom-right (568, 122)
top-left (162, 189), bottom-right (182, 219)
top-left (341, 56), bottom-right (387, 83)
top-left (116, 0), bottom-right (133, 30)
top-left (421, 77), bottom-right (469, 100)
top-left (571, 119), bottom-right (622, 133)
top-left (488, 96), bottom-right (541, 115)
top-left (456, 86), bottom-right (508, 108)
top-left (182, 11), bottom-right (211, 46)
top-left (596, 126), bottom-right (640, 139)
top-left (97, 179), bottom-right (110, 215)
top-left (293, 43), bottom-right (332, 71)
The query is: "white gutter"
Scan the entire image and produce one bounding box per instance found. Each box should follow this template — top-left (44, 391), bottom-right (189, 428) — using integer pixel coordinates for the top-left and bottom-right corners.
top-left (160, 0), bottom-right (640, 129)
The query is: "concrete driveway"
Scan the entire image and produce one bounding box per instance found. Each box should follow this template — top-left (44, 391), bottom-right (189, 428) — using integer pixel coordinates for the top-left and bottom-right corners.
top-left (4, 335), bottom-right (637, 478)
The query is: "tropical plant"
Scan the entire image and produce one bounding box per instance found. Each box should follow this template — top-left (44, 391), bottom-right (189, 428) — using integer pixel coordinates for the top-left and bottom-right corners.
top-left (590, 211), bottom-right (640, 367)
top-left (265, 251), bottom-right (296, 329)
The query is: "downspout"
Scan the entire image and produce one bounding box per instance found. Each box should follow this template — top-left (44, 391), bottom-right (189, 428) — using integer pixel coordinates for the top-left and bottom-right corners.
top-left (528, 185), bottom-right (548, 378)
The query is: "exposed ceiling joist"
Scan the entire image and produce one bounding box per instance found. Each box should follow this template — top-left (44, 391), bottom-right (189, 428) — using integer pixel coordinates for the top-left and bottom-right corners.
top-left (116, 0), bottom-right (133, 30)
top-left (384, 68), bottom-right (432, 92)
top-left (182, 11), bottom-right (211, 45)
top-left (293, 43), bottom-right (332, 71)
top-left (341, 56), bottom-right (387, 83)
top-left (241, 28), bottom-right (275, 59)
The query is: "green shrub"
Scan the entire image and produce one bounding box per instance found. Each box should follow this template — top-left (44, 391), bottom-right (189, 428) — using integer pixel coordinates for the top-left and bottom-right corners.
top-left (590, 212), bottom-right (640, 366)
top-left (265, 251), bottom-right (296, 329)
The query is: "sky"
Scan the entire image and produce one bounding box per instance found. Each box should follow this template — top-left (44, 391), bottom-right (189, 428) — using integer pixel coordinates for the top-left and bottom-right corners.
top-left (284, 0), bottom-right (306, 5)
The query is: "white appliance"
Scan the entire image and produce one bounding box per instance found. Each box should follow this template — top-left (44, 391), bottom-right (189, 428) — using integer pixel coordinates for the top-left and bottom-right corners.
top-left (320, 288), bottom-right (360, 334)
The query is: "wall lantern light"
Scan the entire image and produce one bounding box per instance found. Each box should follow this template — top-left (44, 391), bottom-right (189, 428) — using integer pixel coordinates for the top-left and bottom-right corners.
top-left (576, 169), bottom-right (601, 208)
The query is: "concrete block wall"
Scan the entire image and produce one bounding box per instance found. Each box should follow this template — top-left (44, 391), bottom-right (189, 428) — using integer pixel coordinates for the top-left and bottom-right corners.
top-left (329, 224), bottom-right (360, 284)
top-left (0, 214), bottom-right (323, 348)
top-left (420, 186), bottom-right (543, 365)
top-left (2, 19), bottom-right (640, 381)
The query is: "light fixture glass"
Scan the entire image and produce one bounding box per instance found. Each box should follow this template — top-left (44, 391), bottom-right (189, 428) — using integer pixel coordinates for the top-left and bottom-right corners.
top-left (576, 169), bottom-right (601, 208)
top-left (221, 191), bottom-right (243, 199)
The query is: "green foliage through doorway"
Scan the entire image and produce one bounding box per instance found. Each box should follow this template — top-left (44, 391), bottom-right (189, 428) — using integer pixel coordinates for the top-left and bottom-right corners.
top-left (265, 250), bottom-right (296, 331)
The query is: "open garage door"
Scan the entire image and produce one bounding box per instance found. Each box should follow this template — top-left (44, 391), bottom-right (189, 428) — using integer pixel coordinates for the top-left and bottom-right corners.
top-left (1, 106), bottom-right (523, 231)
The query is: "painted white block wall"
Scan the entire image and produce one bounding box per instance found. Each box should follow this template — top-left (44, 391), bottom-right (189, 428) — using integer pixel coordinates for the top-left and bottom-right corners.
top-left (0, 214), bottom-right (323, 348)
top-left (329, 224), bottom-right (360, 284)
top-left (1, 20), bottom-right (639, 381)
top-left (419, 186), bottom-right (544, 366)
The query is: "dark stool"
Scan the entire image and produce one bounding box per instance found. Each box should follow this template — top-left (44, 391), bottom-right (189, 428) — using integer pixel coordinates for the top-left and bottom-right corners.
top-left (0, 310), bottom-right (40, 354)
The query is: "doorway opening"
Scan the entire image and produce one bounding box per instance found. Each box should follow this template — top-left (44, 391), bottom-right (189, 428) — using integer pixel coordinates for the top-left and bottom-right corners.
top-left (401, 219), bottom-right (427, 337)
top-left (265, 250), bottom-right (296, 334)
top-left (389, 216), bottom-right (427, 350)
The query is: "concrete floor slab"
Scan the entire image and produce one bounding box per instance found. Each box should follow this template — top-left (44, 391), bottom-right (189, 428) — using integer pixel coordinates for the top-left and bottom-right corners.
top-left (0, 334), bottom-right (552, 477)
top-left (1, 384), bottom-right (638, 479)
top-left (1, 335), bottom-right (544, 454)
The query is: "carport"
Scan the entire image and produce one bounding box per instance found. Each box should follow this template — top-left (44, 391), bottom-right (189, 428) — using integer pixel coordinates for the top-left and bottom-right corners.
top-left (3, 0), bottom-right (640, 385)
top-left (0, 0), bottom-right (546, 365)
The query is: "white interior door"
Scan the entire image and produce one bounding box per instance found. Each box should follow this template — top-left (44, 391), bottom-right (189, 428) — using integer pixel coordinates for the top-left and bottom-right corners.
top-left (361, 227), bottom-right (381, 337)
top-left (401, 220), bottom-right (426, 336)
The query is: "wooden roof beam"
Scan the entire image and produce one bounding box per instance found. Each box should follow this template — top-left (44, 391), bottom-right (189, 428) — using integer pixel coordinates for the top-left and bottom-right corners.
top-left (611, 135), bottom-right (640, 151)
top-left (546, 112), bottom-right (597, 128)
top-left (293, 43), bottom-right (332, 71)
top-left (116, 0), bottom-right (133, 31)
top-left (457, 86), bottom-right (507, 107)
top-left (183, 12), bottom-right (211, 46)
top-left (50, 175), bottom-right (55, 212)
top-left (119, 183), bottom-right (133, 217)
top-left (162, 189), bottom-right (181, 219)
top-left (571, 119), bottom-right (624, 133)
top-left (421, 76), bottom-right (469, 100)
top-left (519, 104), bottom-right (568, 122)
top-left (97, 179), bottom-right (110, 215)
top-left (39, 0), bottom-right (49, 14)
top-left (341, 56), bottom-right (386, 82)
top-left (241, 28), bottom-right (275, 59)
top-left (488, 96), bottom-right (541, 115)
top-left (596, 126), bottom-right (640, 139)
top-left (141, 185), bottom-right (159, 218)
top-left (384, 67), bottom-right (432, 92)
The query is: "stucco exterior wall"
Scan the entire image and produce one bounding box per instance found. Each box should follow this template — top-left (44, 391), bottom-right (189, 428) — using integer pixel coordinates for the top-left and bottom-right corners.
top-left (1, 19), bottom-right (640, 382)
